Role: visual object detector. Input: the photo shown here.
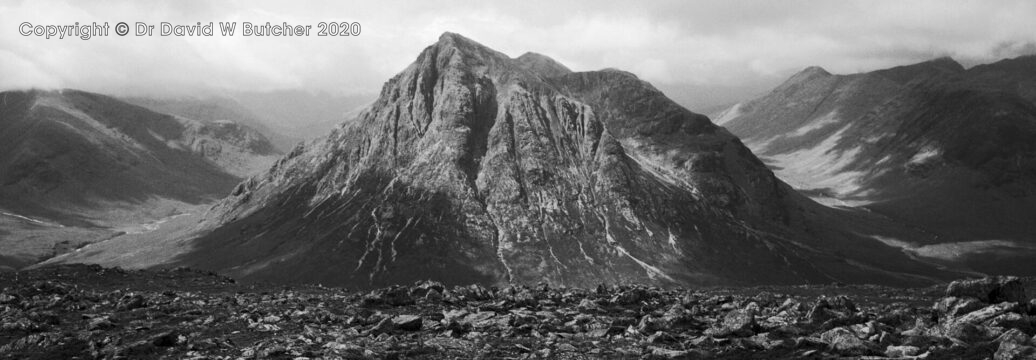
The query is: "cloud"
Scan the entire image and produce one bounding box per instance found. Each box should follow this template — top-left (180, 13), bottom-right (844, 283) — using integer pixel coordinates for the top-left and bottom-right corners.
top-left (1, 0), bottom-right (1034, 105)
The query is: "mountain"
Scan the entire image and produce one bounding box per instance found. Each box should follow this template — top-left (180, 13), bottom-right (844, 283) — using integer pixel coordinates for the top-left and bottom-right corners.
top-left (0, 89), bottom-right (280, 269)
top-left (123, 96), bottom-right (302, 152)
top-left (47, 33), bottom-right (970, 288)
top-left (126, 91), bottom-right (376, 151)
top-left (718, 56), bottom-right (1036, 275)
top-left (967, 55), bottom-right (1036, 105)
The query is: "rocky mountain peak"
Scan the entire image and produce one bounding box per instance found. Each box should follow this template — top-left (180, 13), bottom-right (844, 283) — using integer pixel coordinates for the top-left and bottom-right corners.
top-left (426, 32), bottom-right (508, 63)
top-left (772, 66), bottom-right (833, 93)
top-left (436, 31), bottom-right (468, 44)
top-left (50, 33), bottom-right (964, 289)
top-left (792, 66), bottom-right (831, 80)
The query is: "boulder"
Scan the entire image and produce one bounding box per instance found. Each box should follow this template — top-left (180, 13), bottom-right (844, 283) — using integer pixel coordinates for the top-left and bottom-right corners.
top-left (705, 308), bottom-right (757, 337)
top-left (934, 296), bottom-right (985, 319)
top-left (994, 329), bottom-right (1036, 360)
top-left (820, 327), bottom-right (880, 356)
top-left (391, 314), bottom-right (423, 331)
top-left (886, 345), bottom-right (921, 357)
top-left (947, 277), bottom-right (1026, 304)
top-left (362, 286), bottom-right (415, 306)
top-left (807, 296), bottom-right (857, 325)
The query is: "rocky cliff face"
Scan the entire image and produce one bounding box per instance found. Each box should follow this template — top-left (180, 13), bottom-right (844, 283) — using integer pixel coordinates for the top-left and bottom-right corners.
top-left (718, 57), bottom-right (1036, 275)
top-left (113, 33), bottom-right (960, 289)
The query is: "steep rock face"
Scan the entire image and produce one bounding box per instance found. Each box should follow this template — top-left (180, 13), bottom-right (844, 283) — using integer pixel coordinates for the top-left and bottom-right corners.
top-left (117, 33), bottom-right (964, 289)
top-left (719, 57), bottom-right (1036, 275)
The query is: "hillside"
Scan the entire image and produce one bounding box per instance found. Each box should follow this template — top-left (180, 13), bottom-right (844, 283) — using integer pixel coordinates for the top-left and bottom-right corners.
top-left (718, 57), bottom-right (1036, 276)
top-left (0, 89), bottom-right (280, 270)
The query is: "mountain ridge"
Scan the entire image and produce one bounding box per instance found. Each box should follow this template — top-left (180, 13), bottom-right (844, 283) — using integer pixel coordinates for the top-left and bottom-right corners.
top-left (717, 55), bottom-right (1036, 276)
top-left (0, 88), bottom-right (280, 270)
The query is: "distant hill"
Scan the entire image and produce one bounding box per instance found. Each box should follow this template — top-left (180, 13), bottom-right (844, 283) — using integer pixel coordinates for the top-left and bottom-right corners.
top-left (0, 89), bottom-right (280, 269)
top-left (227, 90), bottom-right (374, 141)
top-left (123, 96), bottom-right (302, 152)
top-left (717, 56), bottom-right (1036, 275)
top-left (126, 91), bottom-right (375, 151)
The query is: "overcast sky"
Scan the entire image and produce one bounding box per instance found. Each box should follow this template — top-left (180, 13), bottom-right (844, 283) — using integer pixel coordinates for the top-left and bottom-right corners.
top-left (2, 0), bottom-right (1035, 108)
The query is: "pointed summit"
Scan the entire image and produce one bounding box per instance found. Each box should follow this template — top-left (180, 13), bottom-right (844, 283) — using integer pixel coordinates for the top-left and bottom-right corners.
top-left (405, 32), bottom-right (513, 81)
top-left (790, 66), bottom-right (832, 82)
top-left (772, 66), bottom-right (834, 94)
top-left (430, 32), bottom-right (503, 58)
top-left (435, 31), bottom-right (475, 48)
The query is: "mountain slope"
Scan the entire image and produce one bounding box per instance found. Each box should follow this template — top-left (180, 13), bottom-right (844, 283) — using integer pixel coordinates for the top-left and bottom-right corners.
top-left (48, 33), bottom-right (966, 288)
top-left (719, 57), bottom-right (1036, 275)
top-left (123, 96), bottom-right (301, 152)
top-left (967, 55), bottom-right (1036, 105)
top-left (0, 89), bottom-right (280, 268)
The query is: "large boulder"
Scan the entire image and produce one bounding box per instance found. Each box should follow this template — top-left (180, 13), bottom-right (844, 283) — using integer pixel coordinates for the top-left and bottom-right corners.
top-left (820, 327), bottom-right (881, 356)
top-left (704, 308), bottom-right (758, 338)
top-left (994, 329), bottom-right (1036, 360)
top-left (947, 277), bottom-right (1027, 304)
top-left (934, 296), bottom-right (985, 319)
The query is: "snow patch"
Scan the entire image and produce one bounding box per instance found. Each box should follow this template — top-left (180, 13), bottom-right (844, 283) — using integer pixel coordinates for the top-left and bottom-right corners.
top-left (870, 235), bottom-right (1036, 261)
top-left (667, 228), bottom-right (679, 252)
top-left (713, 103), bottom-right (742, 125)
top-left (603, 217), bottom-right (617, 245)
top-left (0, 211), bottom-right (63, 227)
top-left (791, 110), bottom-right (840, 137)
top-left (614, 245), bottom-right (674, 281)
top-left (759, 125), bottom-right (870, 202)
top-left (907, 146), bottom-right (941, 165)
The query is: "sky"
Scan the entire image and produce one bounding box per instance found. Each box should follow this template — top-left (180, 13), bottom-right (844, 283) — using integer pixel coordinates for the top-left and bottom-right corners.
top-left (2, 0), bottom-right (1035, 110)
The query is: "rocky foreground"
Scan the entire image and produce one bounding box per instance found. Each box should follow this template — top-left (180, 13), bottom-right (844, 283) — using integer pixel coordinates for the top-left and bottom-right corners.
top-left (1, 265), bottom-right (1035, 359)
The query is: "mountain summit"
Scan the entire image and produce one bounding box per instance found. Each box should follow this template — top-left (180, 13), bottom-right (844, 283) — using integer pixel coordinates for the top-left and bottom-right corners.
top-left (49, 33), bottom-right (961, 288)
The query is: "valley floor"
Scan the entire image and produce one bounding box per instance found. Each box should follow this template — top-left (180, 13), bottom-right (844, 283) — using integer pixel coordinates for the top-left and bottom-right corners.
top-left (0, 203), bottom-right (206, 272)
top-left (1, 265), bottom-right (1035, 359)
